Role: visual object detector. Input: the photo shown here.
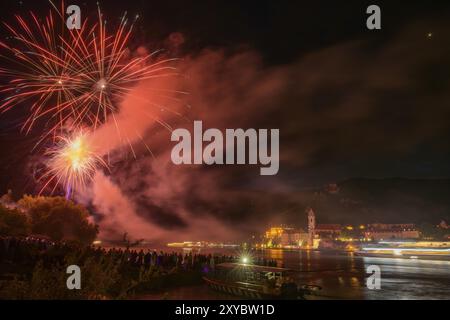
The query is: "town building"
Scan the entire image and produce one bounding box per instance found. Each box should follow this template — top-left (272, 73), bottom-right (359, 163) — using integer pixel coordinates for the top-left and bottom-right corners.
top-left (315, 224), bottom-right (342, 239)
top-left (364, 223), bottom-right (420, 241)
top-left (307, 207), bottom-right (316, 246)
top-left (263, 226), bottom-right (309, 248)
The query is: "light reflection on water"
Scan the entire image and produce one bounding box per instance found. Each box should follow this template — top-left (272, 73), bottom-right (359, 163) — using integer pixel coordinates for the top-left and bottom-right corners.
top-left (259, 249), bottom-right (450, 300)
top-left (360, 256), bottom-right (450, 300)
top-left (138, 247), bottom-right (450, 300)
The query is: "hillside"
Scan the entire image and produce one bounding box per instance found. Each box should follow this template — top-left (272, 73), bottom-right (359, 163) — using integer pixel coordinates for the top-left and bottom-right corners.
top-left (304, 178), bottom-right (450, 225)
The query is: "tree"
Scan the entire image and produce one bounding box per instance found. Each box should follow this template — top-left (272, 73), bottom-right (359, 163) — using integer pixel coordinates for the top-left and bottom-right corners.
top-left (0, 204), bottom-right (30, 236)
top-left (18, 196), bottom-right (98, 245)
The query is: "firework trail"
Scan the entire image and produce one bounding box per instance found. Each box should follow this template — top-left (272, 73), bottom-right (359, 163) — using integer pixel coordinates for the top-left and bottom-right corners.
top-left (0, 0), bottom-right (180, 141)
top-left (0, 1), bottom-right (186, 196)
top-left (40, 131), bottom-right (107, 199)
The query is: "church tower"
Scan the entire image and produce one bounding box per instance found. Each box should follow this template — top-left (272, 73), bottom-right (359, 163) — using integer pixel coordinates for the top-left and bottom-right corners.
top-left (307, 207), bottom-right (316, 247)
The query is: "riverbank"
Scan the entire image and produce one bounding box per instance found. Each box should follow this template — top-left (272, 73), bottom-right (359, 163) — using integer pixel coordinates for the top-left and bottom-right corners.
top-left (2, 238), bottom-right (449, 299)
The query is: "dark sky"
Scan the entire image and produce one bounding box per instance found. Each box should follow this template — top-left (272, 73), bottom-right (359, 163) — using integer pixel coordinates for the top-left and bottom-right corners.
top-left (1, 0), bottom-right (450, 240)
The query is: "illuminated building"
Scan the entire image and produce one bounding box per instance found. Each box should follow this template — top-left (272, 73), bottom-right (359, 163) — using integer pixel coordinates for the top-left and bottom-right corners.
top-left (259, 209), bottom-right (424, 250)
top-left (315, 224), bottom-right (342, 239)
top-left (262, 208), bottom-right (320, 249)
top-left (364, 223), bottom-right (420, 241)
top-left (167, 241), bottom-right (239, 248)
top-left (307, 208), bottom-right (316, 247)
top-left (325, 183), bottom-right (339, 194)
top-left (263, 226), bottom-right (309, 248)
top-left (265, 227), bottom-right (285, 239)
top-left (438, 220), bottom-right (449, 229)
top-left (281, 230), bottom-right (310, 247)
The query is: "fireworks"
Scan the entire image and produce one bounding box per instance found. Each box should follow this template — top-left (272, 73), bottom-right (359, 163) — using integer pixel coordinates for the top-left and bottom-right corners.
top-left (0, 1), bottom-right (178, 138)
top-left (0, 1), bottom-right (182, 196)
top-left (41, 131), bottom-right (107, 198)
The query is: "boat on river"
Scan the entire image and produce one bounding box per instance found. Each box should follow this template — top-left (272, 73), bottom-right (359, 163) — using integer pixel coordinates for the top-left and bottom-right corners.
top-left (356, 241), bottom-right (450, 261)
top-left (203, 262), bottom-right (321, 299)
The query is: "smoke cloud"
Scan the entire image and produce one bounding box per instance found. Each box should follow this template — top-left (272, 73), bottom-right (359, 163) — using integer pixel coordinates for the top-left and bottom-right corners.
top-left (77, 21), bottom-right (450, 243)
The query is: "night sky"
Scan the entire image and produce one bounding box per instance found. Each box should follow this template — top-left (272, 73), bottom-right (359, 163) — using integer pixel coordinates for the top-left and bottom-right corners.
top-left (1, 0), bottom-right (450, 241)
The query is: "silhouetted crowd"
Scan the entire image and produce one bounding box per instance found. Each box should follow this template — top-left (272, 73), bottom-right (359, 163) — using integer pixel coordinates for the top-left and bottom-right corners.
top-left (0, 236), bottom-right (279, 273)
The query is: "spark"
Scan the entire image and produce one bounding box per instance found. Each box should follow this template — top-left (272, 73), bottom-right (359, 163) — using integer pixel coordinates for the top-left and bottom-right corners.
top-left (0, 1), bottom-right (180, 138)
top-left (40, 131), bottom-right (107, 198)
top-left (1, 1), bottom-right (187, 196)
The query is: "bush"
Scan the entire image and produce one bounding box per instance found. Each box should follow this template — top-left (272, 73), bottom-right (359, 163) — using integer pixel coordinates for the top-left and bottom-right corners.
top-left (18, 196), bottom-right (98, 245)
top-left (0, 205), bottom-right (30, 236)
top-left (0, 256), bottom-right (135, 300)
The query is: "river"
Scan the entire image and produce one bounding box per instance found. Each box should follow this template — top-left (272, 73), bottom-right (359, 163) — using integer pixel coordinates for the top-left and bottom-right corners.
top-left (135, 247), bottom-right (450, 300)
